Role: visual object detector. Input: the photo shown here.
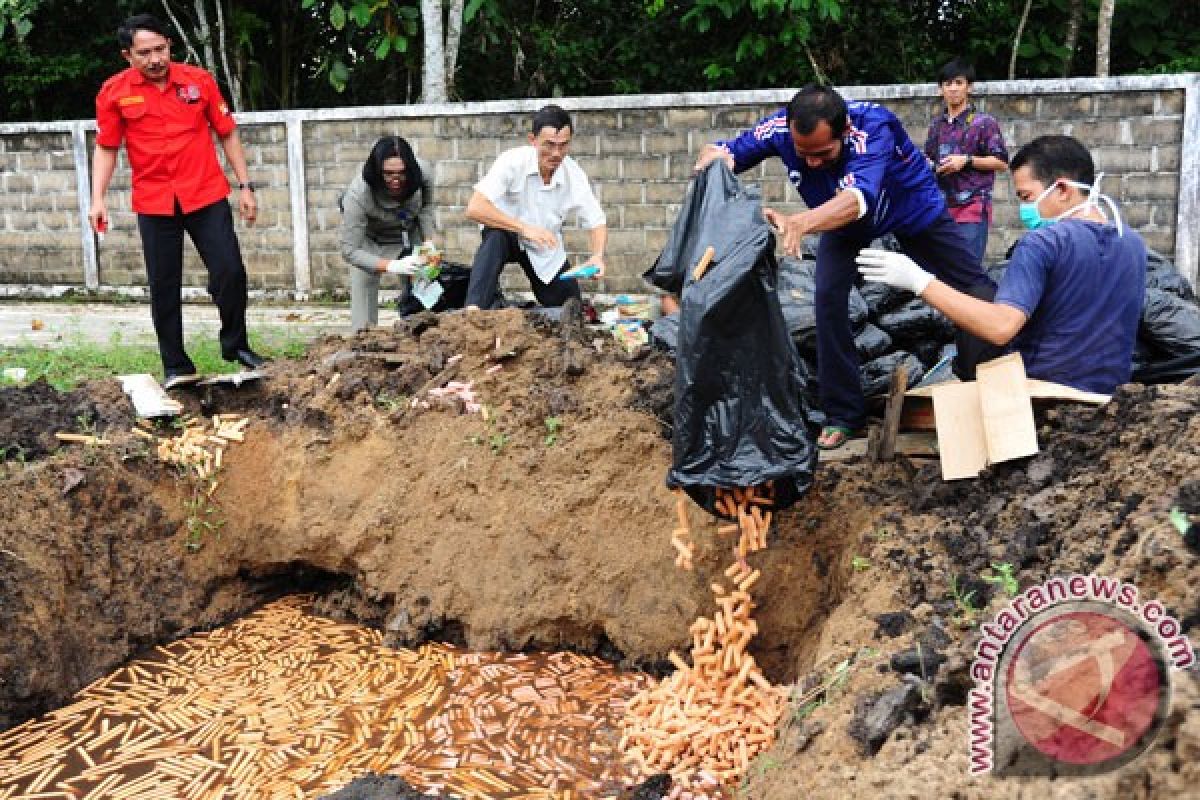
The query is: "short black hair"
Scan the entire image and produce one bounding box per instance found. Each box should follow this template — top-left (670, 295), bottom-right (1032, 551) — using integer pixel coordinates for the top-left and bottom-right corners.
top-left (118, 14), bottom-right (171, 49)
top-left (786, 85), bottom-right (847, 137)
top-left (531, 104), bottom-right (571, 135)
top-left (362, 135), bottom-right (423, 201)
top-left (938, 58), bottom-right (976, 85)
top-left (1010, 135), bottom-right (1095, 187)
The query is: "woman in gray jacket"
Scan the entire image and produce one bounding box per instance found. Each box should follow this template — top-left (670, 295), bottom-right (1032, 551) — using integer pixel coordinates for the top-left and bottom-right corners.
top-left (338, 136), bottom-right (434, 330)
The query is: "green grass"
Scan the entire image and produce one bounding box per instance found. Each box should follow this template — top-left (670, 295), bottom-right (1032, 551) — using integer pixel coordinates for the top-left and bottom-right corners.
top-left (0, 327), bottom-right (309, 390)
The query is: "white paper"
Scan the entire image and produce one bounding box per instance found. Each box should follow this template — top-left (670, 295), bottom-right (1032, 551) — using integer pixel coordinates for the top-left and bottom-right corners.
top-left (412, 278), bottom-right (444, 309)
top-left (118, 374), bottom-right (183, 418)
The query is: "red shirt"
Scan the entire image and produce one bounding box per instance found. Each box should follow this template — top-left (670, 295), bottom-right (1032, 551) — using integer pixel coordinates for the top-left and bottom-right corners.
top-left (95, 62), bottom-right (236, 215)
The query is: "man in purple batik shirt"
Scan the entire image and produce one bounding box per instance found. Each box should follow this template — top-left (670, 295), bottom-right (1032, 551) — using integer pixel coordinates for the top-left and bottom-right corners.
top-left (924, 59), bottom-right (1009, 263)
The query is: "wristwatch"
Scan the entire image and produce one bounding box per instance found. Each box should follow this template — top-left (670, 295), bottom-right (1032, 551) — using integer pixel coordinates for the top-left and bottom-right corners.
top-left (964, 155), bottom-right (974, 170)
top-left (238, 182), bottom-right (256, 192)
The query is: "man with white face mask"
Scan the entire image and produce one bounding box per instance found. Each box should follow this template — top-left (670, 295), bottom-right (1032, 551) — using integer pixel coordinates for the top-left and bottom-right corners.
top-left (856, 135), bottom-right (1146, 394)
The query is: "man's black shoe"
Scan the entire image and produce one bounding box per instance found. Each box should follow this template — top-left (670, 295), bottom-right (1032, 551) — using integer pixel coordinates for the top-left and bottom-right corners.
top-left (223, 348), bottom-right (267, 370)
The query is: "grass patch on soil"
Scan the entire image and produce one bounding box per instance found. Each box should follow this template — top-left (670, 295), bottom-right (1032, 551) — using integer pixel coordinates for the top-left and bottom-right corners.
top-left (0, 327), bottom-right (308, 390)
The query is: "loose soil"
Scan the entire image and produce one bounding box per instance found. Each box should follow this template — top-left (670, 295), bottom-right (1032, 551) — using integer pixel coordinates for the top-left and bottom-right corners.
top-left (1, 308), bottom-right (1197, 798)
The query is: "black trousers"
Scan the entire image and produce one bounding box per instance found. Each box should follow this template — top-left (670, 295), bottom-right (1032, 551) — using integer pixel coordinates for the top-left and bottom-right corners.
top-left (137, 199), bottom-right (249, 374)
top-left (464, 227), bottom-right (580, 309)
top-left (815, 212), bottom-right (998, 429)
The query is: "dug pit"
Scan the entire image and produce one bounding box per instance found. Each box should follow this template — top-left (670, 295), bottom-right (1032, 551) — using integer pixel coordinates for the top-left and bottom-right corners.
top-left (0, 309), bottom-right (859, 797)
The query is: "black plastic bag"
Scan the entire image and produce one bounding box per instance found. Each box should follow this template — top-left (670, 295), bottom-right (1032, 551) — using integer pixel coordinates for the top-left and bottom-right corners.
top-left (649, 312), bottom-right (680, 356)
top-left (1145, 249), bottom-right (1196, 302)
top-left (1133, 351), bottom-right (1200, 383)
top-left (876, 297), bottom-right (956, 342)
top-left (855, 323), bottom-right (893, 361)
top-left (860, 280), bottom-right (911, 317)
top-left (396, 262), bottom-right (479, 316)
top-left (860, 351), bottom-right (926, 397)
top-left (777, 257), bottom-right (817, 345)
top-left (777, 257), bottom-right (868, 353)
top-left (1140, 288), bottom-right (1200, 357)
top-left (665, 163), bottom-right (816, 515)
top-left (859, 236), bottom-right (911, 314)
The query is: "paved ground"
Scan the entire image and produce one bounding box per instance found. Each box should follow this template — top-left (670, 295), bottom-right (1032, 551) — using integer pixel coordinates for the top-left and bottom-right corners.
top-left (0, 302), bottom-right (393, 349)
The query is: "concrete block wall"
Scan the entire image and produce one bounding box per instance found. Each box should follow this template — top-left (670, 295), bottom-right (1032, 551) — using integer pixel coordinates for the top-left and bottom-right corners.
top-left (0, 74), bottom-right (1196, 298)
top-left (0, 132), bottom-right (80, 285)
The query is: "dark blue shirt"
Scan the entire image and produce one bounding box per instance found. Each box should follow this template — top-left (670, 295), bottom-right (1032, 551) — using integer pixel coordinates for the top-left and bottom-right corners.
top-left (717, 101), bottom-right (945, 238)
top-left (996, 221), bottom-right (1146, 394)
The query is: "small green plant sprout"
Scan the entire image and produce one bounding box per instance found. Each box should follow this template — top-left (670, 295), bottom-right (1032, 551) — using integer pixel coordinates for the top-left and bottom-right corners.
top-left (868, 527), bottom-right (892, 541)
top-left (792, 656), bottom-right (854, 723)
top-left (949, 575), bottom-right (983, 627)
top-left (543, 416), bottom-right (563, 446)
top-left (374, 391), bottom-right (407, 413)
top-left (1169, 507), bottom-right (1191, 536)
top-left (183, 479), bottom-right (225, 553)
top-left (851, 555), bottom-right (872, 572)
top-left (982, 562), bottom-right (1020, 597)
top-left (0, 445), bottom-right (28, 464)
top-left (488, 432), bottom-right (510, 454)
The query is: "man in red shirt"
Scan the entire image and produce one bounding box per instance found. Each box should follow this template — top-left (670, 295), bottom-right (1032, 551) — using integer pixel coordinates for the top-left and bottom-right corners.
top-left (88, 13), bottom-right (263, 386)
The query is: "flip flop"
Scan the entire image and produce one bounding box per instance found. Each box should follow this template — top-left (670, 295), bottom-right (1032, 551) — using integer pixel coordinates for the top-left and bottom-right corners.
top-left (817, 425), bottom-right (857, 450)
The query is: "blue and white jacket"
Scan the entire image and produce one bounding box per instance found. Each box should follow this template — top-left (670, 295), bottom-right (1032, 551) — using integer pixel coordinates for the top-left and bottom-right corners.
top-left (717, 101), bottom-right (945, 238)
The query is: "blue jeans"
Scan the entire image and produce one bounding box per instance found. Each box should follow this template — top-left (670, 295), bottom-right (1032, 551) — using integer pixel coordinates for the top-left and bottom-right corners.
top-left (815, 212), bottom-right (995, 429)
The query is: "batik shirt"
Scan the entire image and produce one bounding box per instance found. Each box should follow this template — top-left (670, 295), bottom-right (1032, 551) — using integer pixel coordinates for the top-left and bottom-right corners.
top-left (923, 104), bottom-right (1008, 224)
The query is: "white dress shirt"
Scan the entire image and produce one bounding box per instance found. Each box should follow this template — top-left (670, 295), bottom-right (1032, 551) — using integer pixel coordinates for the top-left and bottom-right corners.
top-left (474, 145), bottom-right (606, 283)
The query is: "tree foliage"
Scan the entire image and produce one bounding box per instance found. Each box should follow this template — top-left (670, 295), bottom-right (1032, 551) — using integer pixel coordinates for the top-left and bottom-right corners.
top-left (0, 0), bottom-right (1196, 121)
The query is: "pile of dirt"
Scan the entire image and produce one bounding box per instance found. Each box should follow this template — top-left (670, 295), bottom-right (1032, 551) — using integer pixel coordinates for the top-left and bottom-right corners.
top-left (0, 378), bottom-right (128, 459)
top-left (744, 383), bottom-right (1200, 799)
top-left (2, 307), bottom-right (1198, 798)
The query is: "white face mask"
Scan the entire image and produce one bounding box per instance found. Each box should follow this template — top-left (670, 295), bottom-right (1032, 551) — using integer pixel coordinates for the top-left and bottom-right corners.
top-left (1055, 173), bottom-right (1125, 236)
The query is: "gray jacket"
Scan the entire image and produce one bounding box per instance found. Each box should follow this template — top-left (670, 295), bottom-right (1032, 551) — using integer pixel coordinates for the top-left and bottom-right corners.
top-left (338, 157), bottom-right (434, 273)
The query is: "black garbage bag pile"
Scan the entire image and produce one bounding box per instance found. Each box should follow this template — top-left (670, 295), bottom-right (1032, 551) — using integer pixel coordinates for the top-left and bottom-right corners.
top-left (991, 247), bottom-right (1200, 383)
top-left (775, 234), bottom-right (940, 398)
top-left (644, 162), bottom-right (817, 514)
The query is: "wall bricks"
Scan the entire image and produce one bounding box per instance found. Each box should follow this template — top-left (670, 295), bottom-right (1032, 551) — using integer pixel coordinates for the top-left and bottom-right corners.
top-left (409, 135), bottom-right (456, 161)
top-left (599, 135), bottom-right (645, 156)
top-left (621, 204), bottom-right (667, 227)
top-left (1130, 117), bottom-right (1182, 146)
top-left (435, 160), bottom-right (480, 185)
top-left (620, 110), bottom-right (667, 131)
top-left (1039, 94), bottom-right (1096, 117)
top-left (1092, 146), bottom-right (1153, 173)
top-left (1098, 93), bottom-right (1158, 117)
top-left (1121, 173), bottom-right (1179, 201)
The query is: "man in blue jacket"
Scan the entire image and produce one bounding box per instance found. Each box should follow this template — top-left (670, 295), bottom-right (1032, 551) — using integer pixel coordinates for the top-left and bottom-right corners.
top-left (695, 85), bottom-right (994, 449)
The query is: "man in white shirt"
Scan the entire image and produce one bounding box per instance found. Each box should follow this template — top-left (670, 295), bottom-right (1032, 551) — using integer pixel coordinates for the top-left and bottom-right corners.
top-left (464, 104), bottom-right (608, 310)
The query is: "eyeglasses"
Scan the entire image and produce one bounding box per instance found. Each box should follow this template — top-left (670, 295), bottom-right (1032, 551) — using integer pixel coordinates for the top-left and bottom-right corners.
top-left (382, 170), bottom-right (406, 180)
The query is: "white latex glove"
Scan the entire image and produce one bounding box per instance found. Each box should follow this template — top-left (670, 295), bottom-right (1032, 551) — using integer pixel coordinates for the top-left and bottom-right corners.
top-left (855, 248), bottom-right (934, 295)
top-left (385, 255), bottom-right (421, 275)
